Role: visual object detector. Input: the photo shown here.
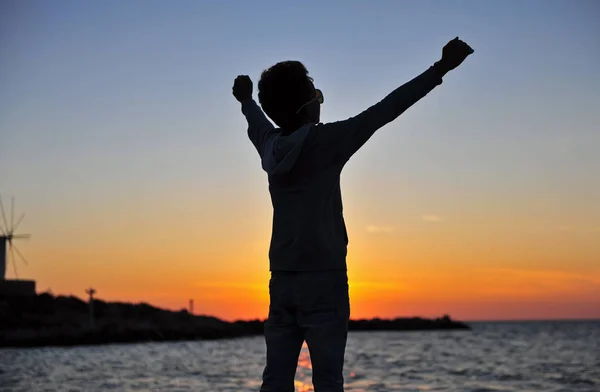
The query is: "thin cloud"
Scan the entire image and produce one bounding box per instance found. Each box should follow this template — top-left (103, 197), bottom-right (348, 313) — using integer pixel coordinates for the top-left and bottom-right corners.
top-left (351, 281), bottom-right (406, 291)
top-left (483, 267), bottom-right (600, 287)
top-left (194, 282), bottom-right (264, 291)
top-left (366, 225), bottom-right (395, 233)
top-left (422, 214), bottom-right (443, 222)
top-left (552, 225), bottom-right (600, 233)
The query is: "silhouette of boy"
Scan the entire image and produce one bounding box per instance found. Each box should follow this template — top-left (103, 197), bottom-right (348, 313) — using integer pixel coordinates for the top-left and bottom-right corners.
top-left (232, 37), bottom-right (474, 392)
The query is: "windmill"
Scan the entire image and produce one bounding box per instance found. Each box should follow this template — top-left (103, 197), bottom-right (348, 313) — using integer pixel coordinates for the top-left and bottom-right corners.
top-left (0, 195), bottom-right (31, 280)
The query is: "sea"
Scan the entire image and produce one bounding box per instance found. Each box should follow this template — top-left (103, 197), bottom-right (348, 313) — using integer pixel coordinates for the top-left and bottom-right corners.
top-left (0, 320), bottom-right (598, 392)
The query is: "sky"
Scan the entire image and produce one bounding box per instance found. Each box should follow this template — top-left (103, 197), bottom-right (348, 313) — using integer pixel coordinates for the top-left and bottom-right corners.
top-left (1, 0), bottom-right (599, 321)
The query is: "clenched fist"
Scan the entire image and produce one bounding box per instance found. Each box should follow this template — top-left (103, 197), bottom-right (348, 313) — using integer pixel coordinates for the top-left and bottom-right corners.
top-left (232, 75), bottom-right (253, 102)
top-left (435, 37), bottom-right (474, 75)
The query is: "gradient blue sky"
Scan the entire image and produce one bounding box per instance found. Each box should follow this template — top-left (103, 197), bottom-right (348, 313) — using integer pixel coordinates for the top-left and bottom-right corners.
top-left (1, 1), bottom-right (599, 320)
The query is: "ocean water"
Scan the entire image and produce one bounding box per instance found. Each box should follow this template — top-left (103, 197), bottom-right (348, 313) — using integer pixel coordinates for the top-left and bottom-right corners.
top-left (0, 321), bottom-right (598, 392)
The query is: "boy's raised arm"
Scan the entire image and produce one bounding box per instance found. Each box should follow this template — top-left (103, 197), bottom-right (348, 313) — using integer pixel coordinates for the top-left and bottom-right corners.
top-left (314, 38), bottom-right (474, 165)
top-left (241, 98), bottom-right (275, 158)
top-left (233, 75), bottom-right (275, 158)
top-left (315, 66), bottom-right (443, 164)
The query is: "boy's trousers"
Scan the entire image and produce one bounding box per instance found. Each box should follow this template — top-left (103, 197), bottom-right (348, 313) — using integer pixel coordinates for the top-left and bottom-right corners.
top-left (260, 270), bottom-right (350, 392)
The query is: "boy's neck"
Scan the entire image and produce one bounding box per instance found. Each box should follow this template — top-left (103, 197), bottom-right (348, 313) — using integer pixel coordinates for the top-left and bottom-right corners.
top-left (281, 119), bottom-right (312, 135)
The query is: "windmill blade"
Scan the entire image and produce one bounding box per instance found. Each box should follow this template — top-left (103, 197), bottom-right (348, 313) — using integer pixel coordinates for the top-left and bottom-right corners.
top-left (12, 234), bottom-right (31, 240)
top-left (12, 244), bottom-right (28, 265)
top-left (13, 213), bottom-right (25, 232)
top-left (9, 245), bottom-right (19, 279)
top-left (11, 196), bottom-right (15, 232)
top-left (0, 195), bottom-right (9, 234)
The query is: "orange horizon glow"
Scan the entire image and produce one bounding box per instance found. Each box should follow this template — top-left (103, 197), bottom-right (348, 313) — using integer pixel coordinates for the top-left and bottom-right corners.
top-left (2, 0), bottom-right (600, 329)
top-left (14, 204), bottom-right (600, 323)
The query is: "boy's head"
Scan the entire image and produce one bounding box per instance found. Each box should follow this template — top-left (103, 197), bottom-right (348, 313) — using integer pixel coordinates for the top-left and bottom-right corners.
top-left (258, 61), bottom-right (323, 131)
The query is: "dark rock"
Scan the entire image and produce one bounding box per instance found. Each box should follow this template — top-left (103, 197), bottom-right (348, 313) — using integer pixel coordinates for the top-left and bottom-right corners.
top-left (0, 294), bottom-right (469, 348)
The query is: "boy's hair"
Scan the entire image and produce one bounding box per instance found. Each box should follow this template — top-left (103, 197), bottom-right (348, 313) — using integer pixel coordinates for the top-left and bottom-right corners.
top-left (258, 61), bottom-right (314, 129)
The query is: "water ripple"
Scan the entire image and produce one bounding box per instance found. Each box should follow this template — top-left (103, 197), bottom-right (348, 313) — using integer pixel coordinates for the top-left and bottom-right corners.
top-left (0, 321), bottom-right (598, 391)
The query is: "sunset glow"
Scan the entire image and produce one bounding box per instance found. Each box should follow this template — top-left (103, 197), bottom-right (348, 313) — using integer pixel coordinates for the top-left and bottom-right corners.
top-left (1, 1), bottom-right (598, 322)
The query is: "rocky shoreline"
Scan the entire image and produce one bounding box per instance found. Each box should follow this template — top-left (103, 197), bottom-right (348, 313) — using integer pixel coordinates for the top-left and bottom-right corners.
top-left (0, 293), bottom-right (470, 348)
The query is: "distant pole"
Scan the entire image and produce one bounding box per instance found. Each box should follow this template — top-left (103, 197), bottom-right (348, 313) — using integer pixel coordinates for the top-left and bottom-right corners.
top-left (86, 287), bottom-right (96, 329)
top-left (189, 299), bottom-right (194, 314)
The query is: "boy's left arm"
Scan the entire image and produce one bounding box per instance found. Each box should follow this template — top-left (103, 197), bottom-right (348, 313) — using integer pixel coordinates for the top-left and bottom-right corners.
top-left (233, 75), bottom-right (275, 158)
top-left (241, 98), bottom-right (276, 157)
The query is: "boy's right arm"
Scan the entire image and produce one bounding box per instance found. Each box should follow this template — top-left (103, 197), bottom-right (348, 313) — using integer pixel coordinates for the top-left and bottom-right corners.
top-left (314, 65), bottom-right (444, 165)
top-left (314, 37), bottom-right (474, 166)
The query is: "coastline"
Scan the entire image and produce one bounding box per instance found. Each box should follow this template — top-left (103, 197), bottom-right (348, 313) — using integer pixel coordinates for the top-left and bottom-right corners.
top-left (0, 293), bottom-right (470, 349)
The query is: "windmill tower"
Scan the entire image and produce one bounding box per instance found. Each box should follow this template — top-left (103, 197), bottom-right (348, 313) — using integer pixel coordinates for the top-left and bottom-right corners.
top-left (0, 195), bottom-right (36, 296)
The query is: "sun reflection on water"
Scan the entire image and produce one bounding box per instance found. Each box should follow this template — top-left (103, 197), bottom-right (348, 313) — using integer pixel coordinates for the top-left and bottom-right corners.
top-left (295, 342), bottom-right (314, 391)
